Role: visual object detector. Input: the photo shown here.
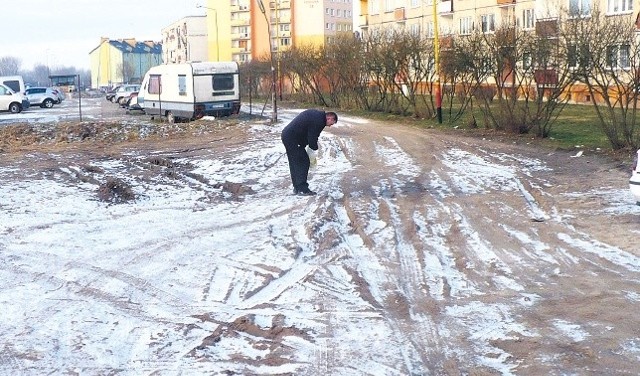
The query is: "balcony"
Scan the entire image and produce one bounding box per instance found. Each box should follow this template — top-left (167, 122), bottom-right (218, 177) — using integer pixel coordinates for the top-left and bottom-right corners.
top-left (536, 19), bottom-right (559, 38)
top-left (438, 0), bottom-right (453, 16)
top-left (534, 69), bottom-right (558, 88)
top-left (394, 7), bottom-right (406, 22)
top-left (231, 18), bottom-right (250, 27)
top-left (440, 35), bottom-right (454, 49)
top-left (269, 0), bottom-right (290, 9)
top-left (497, 0), bottom-right (516, 6)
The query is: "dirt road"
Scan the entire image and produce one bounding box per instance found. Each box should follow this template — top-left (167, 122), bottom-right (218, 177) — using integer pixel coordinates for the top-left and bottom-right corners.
top-left (1, 101), bottom-right (639, 375)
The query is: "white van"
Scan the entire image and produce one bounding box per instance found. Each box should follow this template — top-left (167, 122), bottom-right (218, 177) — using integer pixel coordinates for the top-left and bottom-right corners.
top-left (0, 75), bottom-right (26, 95)
top-left (138, 62), bottom-right (241, 122)
top-left (0, 83), bottom-right (29, 113)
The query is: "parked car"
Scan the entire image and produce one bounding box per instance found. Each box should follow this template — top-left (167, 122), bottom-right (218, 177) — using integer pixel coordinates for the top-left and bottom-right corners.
top-left (1, 75), bottom-right (26, 95)
top-left (0, 83), bottom-right (29, 113)
top-left (630, 149), bottom-right (640, 205)
top-left (112, 84), bottom-right (140, 105)
top-left (24, 87), bottom-right (62, 108)
top-left (105, 85), bottom-right (121, 101)
top-left (51, 87), bottom-right (66, 103)
top-left (125, 92), bottom-right (144, 114)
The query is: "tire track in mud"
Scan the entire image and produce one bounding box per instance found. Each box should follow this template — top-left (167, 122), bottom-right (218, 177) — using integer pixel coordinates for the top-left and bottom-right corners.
top-left (323, 125), bottom-right (640, 373)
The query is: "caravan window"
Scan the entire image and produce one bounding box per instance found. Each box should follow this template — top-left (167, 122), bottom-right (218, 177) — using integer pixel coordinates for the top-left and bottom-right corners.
top-left (149, 75), bottom-right (162, 94)
top-left (212, 74), bottom-right (234, 91)
top-left (178, 75), bottom-right (187, 96)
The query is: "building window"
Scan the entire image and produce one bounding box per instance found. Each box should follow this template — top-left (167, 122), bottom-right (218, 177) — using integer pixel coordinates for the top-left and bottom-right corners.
top-left (426, 21), bottom-right (434, 38)
top-left (569, 0), bottom-right (591, 17)
top-left (410, 0), bottom-right (419, 7)
top-left (385, 0), bottom-right (393, 12)
top-left (369, 0), bottom-right (379, 15)
top-left (410, 23), bottom-right (420, 36)
top-left (568, 44), bottom-right (590, 68)
top-left (607, 0), bottom-right (633, 14)
top-left (522, 9), bottom-right (535, 30)
top-left (607, 44), bottom-right (630, 69)
top-left (481, 14), bottom-right (495, 33)
top-left (460, 16), bottom-right (472, 35)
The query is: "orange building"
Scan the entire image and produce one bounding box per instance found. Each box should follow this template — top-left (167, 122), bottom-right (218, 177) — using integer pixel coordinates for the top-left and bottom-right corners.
top-left (200, 0), bottom-right (354, 64)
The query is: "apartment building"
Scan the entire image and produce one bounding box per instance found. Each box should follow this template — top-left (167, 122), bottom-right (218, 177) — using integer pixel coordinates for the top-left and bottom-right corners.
top-left (162, 16), bottom-right (209, 64)
top-left (200, 0), bottom-right (354, 64)
top-left (89, 38), bottom-right (163, 89)
top-left (358, 0), bottom-right (637, 39)
top-left (358, 0), bottom-right (639, 103)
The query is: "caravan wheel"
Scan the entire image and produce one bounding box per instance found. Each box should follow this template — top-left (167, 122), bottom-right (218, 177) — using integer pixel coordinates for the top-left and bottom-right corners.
top-left (166, 111), bottom-right (175, 124)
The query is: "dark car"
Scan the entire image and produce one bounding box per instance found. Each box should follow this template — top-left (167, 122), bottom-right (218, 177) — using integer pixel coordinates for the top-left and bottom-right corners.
top-left (125, 92), bottom-right (144, 114)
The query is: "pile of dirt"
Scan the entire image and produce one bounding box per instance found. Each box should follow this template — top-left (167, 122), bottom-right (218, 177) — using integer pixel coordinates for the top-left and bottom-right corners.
top-left (0, 113), bottom-right (260, 153)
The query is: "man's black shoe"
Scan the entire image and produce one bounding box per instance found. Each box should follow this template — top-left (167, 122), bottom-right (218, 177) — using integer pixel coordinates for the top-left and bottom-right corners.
top-left (297, 189), bottom-right (317, 196)
top-left (293, 188), bottom-right (299, 194)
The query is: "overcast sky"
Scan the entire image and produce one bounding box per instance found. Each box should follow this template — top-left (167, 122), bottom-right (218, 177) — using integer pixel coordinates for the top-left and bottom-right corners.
top-left (3, 0), bottom-right (203, 71)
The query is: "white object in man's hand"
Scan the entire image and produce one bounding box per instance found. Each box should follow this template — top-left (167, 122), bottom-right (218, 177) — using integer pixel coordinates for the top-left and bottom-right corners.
top-left (306, 146), bottom-right (318, 167)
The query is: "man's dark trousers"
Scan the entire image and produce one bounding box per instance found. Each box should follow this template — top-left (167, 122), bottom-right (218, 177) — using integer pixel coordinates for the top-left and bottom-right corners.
top-left (282, 140), bottom-right (310, 192)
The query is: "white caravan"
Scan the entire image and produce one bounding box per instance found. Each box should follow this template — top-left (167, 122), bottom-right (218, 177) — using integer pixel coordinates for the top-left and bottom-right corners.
top-left (138, 62), bottom-right (241, 122)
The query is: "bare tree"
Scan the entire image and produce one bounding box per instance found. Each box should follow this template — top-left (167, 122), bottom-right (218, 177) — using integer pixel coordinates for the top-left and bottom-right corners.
top-left (440, 33), bottom-right (490, 124)
top-left (562, 8), bottom-right (640, 149)
top-left (0, 56), bottom-right (21, 76)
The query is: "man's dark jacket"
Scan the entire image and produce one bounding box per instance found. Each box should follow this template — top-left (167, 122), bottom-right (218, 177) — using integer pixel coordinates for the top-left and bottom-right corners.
top-left (280, 109), bottom-right (326, 150)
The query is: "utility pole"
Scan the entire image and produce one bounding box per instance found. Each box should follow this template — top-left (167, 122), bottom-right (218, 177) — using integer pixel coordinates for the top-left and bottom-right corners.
top-left (433, 0), bottom-right (442, 124)
top-left (257, 0), bottom-right (277, 123)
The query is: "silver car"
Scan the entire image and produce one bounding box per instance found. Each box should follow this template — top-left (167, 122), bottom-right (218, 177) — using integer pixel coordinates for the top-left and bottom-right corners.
top-left (25, 87), bottom-right (62, 108)
top-left (112, 84), bottom-right (140, 105)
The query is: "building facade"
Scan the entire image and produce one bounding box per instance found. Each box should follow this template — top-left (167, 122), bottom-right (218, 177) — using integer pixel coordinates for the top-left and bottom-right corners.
top-left (162, 16), bottom-right (209, 64)
top-left (89, 38), bottom-right (163, 89)
top-left (358, 0), bottom-right (640, 104)
top-left (358, 0), bottom-right (638, 40)
top-left (199, 0), bottom-right (354, 64)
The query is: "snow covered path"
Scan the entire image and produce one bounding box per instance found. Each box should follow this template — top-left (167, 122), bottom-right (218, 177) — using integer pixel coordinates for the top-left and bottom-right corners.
top-left (1, 107), bottom-right (639, 375)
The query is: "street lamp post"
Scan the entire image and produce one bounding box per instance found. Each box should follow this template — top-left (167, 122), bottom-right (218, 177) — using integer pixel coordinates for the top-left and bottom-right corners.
top-left (256, 0), bottom-right (277, 123)
top-left (196, 5), bottom-right (220, 61)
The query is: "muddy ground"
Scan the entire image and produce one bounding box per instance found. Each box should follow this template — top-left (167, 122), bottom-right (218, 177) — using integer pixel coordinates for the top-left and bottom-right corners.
top-left (1, 99), bottom-right (640, 375)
